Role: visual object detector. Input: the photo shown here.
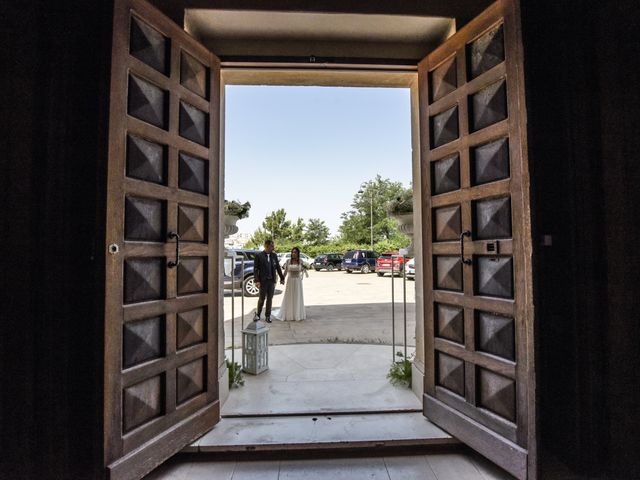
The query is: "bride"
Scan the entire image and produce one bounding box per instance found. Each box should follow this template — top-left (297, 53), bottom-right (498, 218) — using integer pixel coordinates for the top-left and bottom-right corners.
top-left (272, 247), bottom-right (308, 321)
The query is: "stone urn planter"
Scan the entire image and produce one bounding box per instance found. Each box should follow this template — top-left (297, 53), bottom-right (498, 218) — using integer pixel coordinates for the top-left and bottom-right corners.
top-left (392, 212), bottom-right (414, 257)
top-left (223, 214), bottom-right (239, 238)
top-left (223, 200), bottom-right (250, 238)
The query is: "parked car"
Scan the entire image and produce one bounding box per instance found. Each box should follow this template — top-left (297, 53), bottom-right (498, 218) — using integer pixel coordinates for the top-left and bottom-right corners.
top-left (223, 249), bottom-right (260, 297)
top-left (341, 249), bottom-right (378, 274)
top-left (406, 257), bottom-right (415, 280)
top-left (312, 253), bottom-right (343, 271)
top-left (375, 252), bottom-right (411, 277)
top-left (278, 252), bottom-right (314, 269)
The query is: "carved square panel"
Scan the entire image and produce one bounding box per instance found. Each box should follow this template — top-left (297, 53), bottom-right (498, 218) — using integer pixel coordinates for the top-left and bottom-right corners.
top-left (123, 375), bottom-right (164, 432)
top-left (478, 368), bottom-right (516, 422)
top-left (435, 304), bottom-right (464, 344)
top-left (435, 256), bottom-right (463, 292)
top-left (177, 257), bottom-right (206, 296)
top-left (177, 307), bottom-right (206, 350)
top-left (125, 196), bottom-right (165, 242)
top-left (476, 256), bottom-right (513, 298)
top-left (178, 152), bottom-right (208, 195)
top-left (430, 106), bottom-right (459, 149)
top-left (124, 257), bottom-right (165, 304)
top-left (469, 80), bottom-right (507, 132)
top-left (128, 75), bottom-right (168, 129)
top-left (177, 357), bottom-right (205, 404)
top-left (471, 138), bottom-right (510, 185)
top-left (431, 154), bottom-right (460, 195)
top-left (123, 316), bottom-right (164, 369)
top-left (476, 312), bottom-right (515, 361)
top-left (126, 135), bottom-right (167, 185)
top-left (473, 197), bottom-right (512, 240)
top-left (179, 101), bottom-right (208, 146)
top-left (437, 352), bottom-right (465, 397)
top-left (130, 15), bottom-right (169, 75)
top-left (430, 56), bottom-right (457, 103)
top-left (178, 204), bottom-right (207, 242)
top-left (434, 205), bottom-right (461, 242)
top-left (467, 24), bottom-right (505, 79)
top-left (181, 51), bottom-right (208, 99)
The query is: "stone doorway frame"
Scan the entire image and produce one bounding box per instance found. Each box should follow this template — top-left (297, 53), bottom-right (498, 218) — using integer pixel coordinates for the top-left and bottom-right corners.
top-left (216, 66), bottom-right (427, 405)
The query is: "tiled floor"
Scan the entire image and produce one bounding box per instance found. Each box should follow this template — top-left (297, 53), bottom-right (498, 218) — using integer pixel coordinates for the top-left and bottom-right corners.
top-left (145, 451), bottom-right (515, 479)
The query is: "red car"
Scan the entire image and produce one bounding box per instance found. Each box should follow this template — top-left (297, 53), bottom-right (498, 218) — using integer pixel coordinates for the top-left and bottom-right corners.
top-left (375, 252), bottom-right (411, 277)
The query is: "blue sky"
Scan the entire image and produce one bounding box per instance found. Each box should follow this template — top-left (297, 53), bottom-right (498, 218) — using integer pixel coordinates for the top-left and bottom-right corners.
top-left (224, 85), bottom-right (412, 237)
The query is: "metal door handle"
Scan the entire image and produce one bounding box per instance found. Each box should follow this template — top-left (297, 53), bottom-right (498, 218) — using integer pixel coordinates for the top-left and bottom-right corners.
top-left (460, 230), bottom-right (472, 265)
top-left (168, 231), bottom-right (180, 268)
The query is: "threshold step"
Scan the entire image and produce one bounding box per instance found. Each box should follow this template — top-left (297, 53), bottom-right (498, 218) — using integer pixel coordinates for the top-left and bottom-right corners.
top-left (222, 407), bottom-right (421, 418)
top-left (186, 412), bottom-right (458, 453)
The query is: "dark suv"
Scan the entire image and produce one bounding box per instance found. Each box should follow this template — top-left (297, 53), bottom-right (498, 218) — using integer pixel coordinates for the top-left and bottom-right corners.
top-left (312, 253), bottom-right (343, 271)
top-left (223, 249), bottom-right (260, 297)
top-left (341, 249), bottom-right (378, 274)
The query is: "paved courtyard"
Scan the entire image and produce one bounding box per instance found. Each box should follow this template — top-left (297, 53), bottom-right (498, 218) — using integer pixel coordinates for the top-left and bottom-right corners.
top-left (224, 270), bottom-right (416, 348)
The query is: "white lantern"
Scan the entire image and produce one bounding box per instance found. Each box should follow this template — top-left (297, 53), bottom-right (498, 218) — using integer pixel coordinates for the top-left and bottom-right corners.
top-left (241, 321), bottom-right (269, 374)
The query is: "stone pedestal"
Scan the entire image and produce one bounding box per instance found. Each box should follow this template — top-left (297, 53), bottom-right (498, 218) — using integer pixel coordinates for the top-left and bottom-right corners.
top-left (241, 321), bottom-right (269, 375)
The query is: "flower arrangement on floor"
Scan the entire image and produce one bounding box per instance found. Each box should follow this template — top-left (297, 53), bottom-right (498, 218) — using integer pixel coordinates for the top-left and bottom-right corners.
top-left (387, 351), bottom-right (414, 388)
top-left (226, 358), bottom-right (245, 388)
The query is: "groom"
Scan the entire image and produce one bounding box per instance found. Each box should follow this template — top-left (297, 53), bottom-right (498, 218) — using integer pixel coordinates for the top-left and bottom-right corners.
top-left (253, 239), bottom-right (284, 323)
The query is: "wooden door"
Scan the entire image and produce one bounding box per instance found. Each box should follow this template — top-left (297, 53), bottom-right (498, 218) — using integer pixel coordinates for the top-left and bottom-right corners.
top-left (419, 1), bottom-right (535, 479)
top-left (104, 0), bottom-right (221, 478)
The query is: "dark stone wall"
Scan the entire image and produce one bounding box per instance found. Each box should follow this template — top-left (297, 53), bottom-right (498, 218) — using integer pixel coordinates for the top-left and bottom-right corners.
top-left (521, 0), bottom-right (605, 473)
top-left (521, 0), bottom-right (640, 477)
top-left (0, 2), bottom-right (40, 478)
top-left (1, 1), bottom-right (114, 478)
top-left (595, 1), bottom-right (640, 477)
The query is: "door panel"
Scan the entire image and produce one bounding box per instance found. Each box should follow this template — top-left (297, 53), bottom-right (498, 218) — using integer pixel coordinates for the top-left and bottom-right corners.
top-left (104, 0), bottom-right (221, 479)
top-left (419, 1), bottom-right (535, 479)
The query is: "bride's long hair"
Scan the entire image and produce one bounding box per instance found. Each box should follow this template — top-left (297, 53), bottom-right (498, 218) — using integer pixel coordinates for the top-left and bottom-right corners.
top-left (291, 247), bottom-right (301, 263)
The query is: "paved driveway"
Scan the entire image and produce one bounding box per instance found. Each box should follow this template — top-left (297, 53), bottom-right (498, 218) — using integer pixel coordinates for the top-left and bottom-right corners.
top-left (224, 270), bottom-right (416, 348)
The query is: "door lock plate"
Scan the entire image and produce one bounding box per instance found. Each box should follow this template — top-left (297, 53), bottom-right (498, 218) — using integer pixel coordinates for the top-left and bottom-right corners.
top-left (485, 241), bottom-right (499, 254)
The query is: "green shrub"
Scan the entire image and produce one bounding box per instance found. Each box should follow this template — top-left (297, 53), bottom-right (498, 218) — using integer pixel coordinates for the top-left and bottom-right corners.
top-left (249, 239), bottom-right (411, 259)
top-left (296, 240), bottom-right (412, 259)
top-left (387, 351), bottom-right (414, 388)
top-left (289, 241), bottom-right (367, 259)
top-left (226, 358), bottom-right (245, 388)
top-left (373, 238), bottom-right (410, 255)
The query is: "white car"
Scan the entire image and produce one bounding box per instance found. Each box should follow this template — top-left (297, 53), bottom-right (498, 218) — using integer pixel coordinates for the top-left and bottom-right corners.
top-left (406, 257), bottom-right (415, 280)
top-left (278, 252), bottom-right (314, 269)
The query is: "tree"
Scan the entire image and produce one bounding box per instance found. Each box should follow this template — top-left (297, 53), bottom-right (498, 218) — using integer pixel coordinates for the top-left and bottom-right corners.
top-left (338, 175), bottom-right (408, 245)
top-left (375, 216), bottom-right (402, 243)
top-left (262, 208), bottom-right (291, 242)
top-left (246, 210), bottom-right (306, 249)
top-left (289, 218), bottom-right (306, 244)
top-left (246, 227), bottom-right (270, 248)
top-left (304, 218), bottom-right (330, 245)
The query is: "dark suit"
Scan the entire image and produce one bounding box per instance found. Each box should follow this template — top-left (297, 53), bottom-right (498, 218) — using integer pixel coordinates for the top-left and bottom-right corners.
top-left (254, 250), bottom-right (284, 319)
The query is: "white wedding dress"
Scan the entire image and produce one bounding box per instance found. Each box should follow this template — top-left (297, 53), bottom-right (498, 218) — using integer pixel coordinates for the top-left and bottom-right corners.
top-left (272, 261), bottom-right (308, 321)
